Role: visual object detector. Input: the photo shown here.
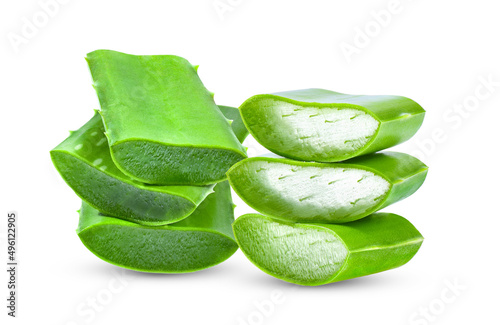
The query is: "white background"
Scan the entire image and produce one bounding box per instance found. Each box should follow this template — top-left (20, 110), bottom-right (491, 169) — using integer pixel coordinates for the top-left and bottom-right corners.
top-left (1, 0), bottom-right (499, 324)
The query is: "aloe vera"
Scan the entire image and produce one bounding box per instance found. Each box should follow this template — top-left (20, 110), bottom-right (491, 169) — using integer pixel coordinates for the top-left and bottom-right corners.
top-left (51, 105), bottom-right (247, 225)
top-left (233, 213), bottom-right (423, 286)
top-left (77, 181), bottom-right (238, 273)
top-left (218, 105), bottom-right (249, 143)
top-left (50, 111), bottom-right (213, 225)
top-left (227, 152), bottom-right (427, 223)
top-left (239, 88), bottom-right (425, 162)
top-left (220, 105), bottom-right (249, 142)
top-left (86, 50), bottom-right (247, 185)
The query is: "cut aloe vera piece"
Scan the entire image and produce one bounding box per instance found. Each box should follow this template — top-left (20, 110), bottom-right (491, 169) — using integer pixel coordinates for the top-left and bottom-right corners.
top-left (77, 181), bottom-right (238, 273)
top-left (51, 105), bottom-right (246, 225)
top-left (51, 111), bottom-right (214, 225)
top-left (86, 50), bottom-right (247, 185)
top-left (227, 152), bottom-right (427, 223)
top-left (218, 105), bottom-right (249, 143)
top-left (233, 213), bottom-right (423, 286)
top-left (239, 88), bottom-right (425, 162)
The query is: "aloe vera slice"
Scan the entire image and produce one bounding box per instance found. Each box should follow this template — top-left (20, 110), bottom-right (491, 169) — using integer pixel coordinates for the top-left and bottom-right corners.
top-left (239, 88), bottom-right (425, 162)
top-left (218, 105), bottom-right (249, 143)
top-left (77, 181), bottom-right (238, 273)
top-left (51, 105), bottom-right (247, 225)
top-left (86, 50), bottom-right (247, 185)
top-left (233, 213), bottom-right (423, 286)
top-left (51, 111), bottom-right (214, 225)
top-left (227, 152), bottom-right (427, 223)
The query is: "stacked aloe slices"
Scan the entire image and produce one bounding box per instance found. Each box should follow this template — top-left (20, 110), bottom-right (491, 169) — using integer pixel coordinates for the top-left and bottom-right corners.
top-left (228, 88), bottom-right (428, 286)
top-left (51, 52), bottom-right (427, 283)
top-left (51, 50), bottom-right (248, 273)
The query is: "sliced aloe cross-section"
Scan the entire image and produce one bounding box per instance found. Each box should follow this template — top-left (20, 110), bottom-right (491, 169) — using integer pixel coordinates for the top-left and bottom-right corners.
top-left (51, 111), bottom-right (215, 225)
top-left (239, 88), bottom-right (425, 162)
top-left (227, 152), bottom-right (427, 223)
top-left (77, 181), bottom-right (238, 273)
top-left (86, 50), bottom-right (247, 185)
top-left (233, 213), bottom-right (423, 286)
top-left (51, 105), bottom-right (246, 225)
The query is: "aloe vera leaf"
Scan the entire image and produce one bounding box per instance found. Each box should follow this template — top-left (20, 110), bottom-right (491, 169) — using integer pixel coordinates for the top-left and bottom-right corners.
top-left (50, 111), bottom-right (214, 225)
top-left (218, 105), bottom-right (249, 143)
top-left (77, 181), bottom-right (238, 273)
top-left (51, 104), bottom-right (246, 225)
top-left (227, 152), bottom-right (427, 223)
top-left (232, 213), bottom-right (423, 286)
top-left (220, 105), bottom-right (249, 142)
top-left (239, 88), bottom-right (425, 162)
top-left (86, 50), bottom-right (247, 185)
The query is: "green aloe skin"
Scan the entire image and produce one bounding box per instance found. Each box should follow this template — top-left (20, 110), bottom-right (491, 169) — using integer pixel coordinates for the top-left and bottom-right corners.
top-left (218, 105), bottom-right (249, 143)
top-left (86, 50), bottom-right (247, 185)
top-left (51, 106), bottom-right (247, 226)
top-left (239, 88), bottom-right (425, 162)
top-left (77, 181), bottom-right (238, 273)
top-left (227, 152), bottom-right (428, 223)
top-left (233, 213), bottom-right (423, 286)
top-left (51, 111), bottom-right (215, 225)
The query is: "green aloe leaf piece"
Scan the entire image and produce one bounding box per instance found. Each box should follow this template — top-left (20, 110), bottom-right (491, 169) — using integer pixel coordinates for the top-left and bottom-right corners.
top-left (227, 152), bottom-right (427, 223)
top-left (233, 213), bottom-right (423, 286)
top-left (51, 111), bottom-right (214, 225)
top-left (77, 181), bottom-right (238, 273)
top-left (51, 105), bottom-right (247, 225)
top-left (239, 88), bottom-right (425, 162)
top-left (86, 50), bottom-right (247, 185)
top-left (218, 105), bottom-right (249, 143)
